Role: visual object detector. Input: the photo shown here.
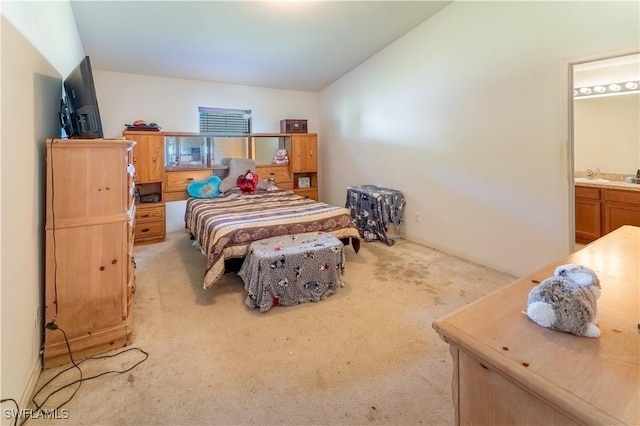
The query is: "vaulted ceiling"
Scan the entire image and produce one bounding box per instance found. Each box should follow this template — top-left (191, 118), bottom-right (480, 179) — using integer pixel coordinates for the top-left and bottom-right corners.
top-left (70, 1), bottom-right (452, 92)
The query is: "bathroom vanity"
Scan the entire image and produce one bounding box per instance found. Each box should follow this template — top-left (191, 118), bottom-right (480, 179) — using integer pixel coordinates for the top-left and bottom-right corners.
top-left (575, 179), bottom-right (640, 244)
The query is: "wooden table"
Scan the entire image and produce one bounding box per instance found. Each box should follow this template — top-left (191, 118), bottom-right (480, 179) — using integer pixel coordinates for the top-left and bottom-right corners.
top-left (432, 225), bottom-right (639, 425)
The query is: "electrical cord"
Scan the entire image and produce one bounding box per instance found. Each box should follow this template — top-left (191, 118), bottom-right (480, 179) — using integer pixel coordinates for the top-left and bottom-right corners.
top-left (1, 398), bottom-right (20, 426)
top-left (33, 323), bottom-right (83, 413)
top-left (28, 323), bottom-right (148, 423)
top-left (47, 140), bottom-right (59, 325)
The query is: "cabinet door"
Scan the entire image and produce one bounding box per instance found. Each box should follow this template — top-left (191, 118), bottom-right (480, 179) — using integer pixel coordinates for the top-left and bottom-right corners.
top-left (46, 144), bottom-right (130, 225)
top-left (575, 199), bottom-right (602, 244)
top-left (131, 133), bottom-right (164, 183)
top-left (603, 189), bottom-right (640, 234)
top-left (45, 222), bottom-right (126, 340)
top-left (604, 203), bottom-right (640, 234)
top-left (291, 134), bottom-right (317, 173)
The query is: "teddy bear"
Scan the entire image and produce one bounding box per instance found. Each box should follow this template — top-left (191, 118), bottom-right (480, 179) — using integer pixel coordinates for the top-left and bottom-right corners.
top-left (526, 263), bottom-right (601, 337)
top-left (272, 149), bottom-right (289, 165)
top-left (237, 170), bottom-right (259, 194)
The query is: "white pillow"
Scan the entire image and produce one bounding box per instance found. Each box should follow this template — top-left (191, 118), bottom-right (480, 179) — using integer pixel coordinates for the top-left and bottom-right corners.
top-left (220, 158), bottom-right (256, 193)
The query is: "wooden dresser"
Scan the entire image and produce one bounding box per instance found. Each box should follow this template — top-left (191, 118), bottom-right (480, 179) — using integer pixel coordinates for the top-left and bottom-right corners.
top-left (44, 139), bottom-right (136, 368)
top-left (433, 225), bottom-right (639, 425)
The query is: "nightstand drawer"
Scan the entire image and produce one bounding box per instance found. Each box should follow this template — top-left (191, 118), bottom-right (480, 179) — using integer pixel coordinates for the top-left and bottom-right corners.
top-left (135, 221), bottom-right (165, 241)
top-left (135, 203), bottom-right (165, 223)
top-left (295, 188), bottom-right (318, 200)
top-left (256, 165), bottom-right (292, 189)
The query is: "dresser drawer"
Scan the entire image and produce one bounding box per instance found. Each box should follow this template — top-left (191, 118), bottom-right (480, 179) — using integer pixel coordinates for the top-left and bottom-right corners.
top-left (295, 188), bottom-right (318, 200)
top-left (604, 188), bottom-right (640, 204)
top-left (164, 170), bottom-right (213, 193)
top-left (575, 185), bottom-right (601, 200)
top-left (256, 165), bottom-right (292, 189)
top-left (135, 203), bottom-right (165, 223)
top-left (135, 221), bottom-right (165, 241)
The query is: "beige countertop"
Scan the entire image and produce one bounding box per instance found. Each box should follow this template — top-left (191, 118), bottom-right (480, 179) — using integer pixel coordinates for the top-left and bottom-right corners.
top-left (574, 178), bottom-right (640, 191)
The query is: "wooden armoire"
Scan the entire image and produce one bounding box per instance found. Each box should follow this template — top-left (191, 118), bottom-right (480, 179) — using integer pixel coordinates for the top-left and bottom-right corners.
top-left (44, 138), bottom-right (136, 368)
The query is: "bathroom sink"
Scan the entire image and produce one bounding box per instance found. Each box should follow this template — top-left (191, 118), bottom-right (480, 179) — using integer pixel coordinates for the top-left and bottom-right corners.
top-left (574, 177), bottom-right (610, 183)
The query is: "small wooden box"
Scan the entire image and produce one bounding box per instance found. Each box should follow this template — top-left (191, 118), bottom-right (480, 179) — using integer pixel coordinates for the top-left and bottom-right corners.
top-left (280, 119), bottom-right (308, 133)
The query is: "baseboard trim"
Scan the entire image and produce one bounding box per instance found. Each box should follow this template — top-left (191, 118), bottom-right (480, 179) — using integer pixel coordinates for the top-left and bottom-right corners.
top-left (19, 357), bottom-right (42, 410)
top-left (400, 232), bottom-right (523, 278)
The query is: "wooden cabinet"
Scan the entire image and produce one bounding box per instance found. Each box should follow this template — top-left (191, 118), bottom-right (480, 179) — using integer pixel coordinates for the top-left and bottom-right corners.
top-left (289, 133), bottom-right (318, 200)
top-left (290, 134), bottom-right (317, 173)
top-left (575, 184), bottom-right (640, 243)
top-left (433, 225), bottom-right (640, 425)
top-left (603, 189), bottom-right (640, 233)
top-left (44, 139), bottom-right (135, 368)
top-left (575, 186), bottom-right (602, 244)
top-left (124, 131), bottom-right (166, 243)
top-left (124, 131), bottom-right (164, 183)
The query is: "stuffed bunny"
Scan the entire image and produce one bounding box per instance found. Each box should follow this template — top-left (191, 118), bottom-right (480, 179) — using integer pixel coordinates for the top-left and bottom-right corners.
top-left (526, 263), bottom-right (601, 337)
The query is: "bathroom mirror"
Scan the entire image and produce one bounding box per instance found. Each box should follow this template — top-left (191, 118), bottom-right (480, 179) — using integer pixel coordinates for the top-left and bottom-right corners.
top-left (573, 54), bottom-right (640, 175)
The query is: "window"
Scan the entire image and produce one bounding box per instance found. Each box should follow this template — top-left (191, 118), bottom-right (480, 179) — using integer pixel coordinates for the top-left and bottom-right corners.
top-left (198, 107), bottom-right (251, 134)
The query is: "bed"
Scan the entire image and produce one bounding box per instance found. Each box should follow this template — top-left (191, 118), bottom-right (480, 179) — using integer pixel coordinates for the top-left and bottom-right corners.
top-left (185, 190), bottom-right (361, 289)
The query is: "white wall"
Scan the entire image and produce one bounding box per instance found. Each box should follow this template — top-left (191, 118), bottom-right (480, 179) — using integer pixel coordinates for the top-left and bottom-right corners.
top-left (319, 1), bottom-right (639, 276)
top-left (1, 1), bottom-right (84, 420)
top-left (94, 71), bottom-right (319, 231)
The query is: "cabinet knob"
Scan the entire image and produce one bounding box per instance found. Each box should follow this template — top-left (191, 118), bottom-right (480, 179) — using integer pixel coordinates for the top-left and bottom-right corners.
top-left (186, 178), bottom-right (194, 181)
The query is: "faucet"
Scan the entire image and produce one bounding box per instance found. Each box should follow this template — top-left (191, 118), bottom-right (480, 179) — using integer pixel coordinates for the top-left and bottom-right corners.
top-left (586, 168), bottom-right (600, 179)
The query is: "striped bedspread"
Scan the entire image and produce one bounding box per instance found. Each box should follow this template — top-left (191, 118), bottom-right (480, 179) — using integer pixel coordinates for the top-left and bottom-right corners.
top-left (185, 191), bottom-right (361, 289)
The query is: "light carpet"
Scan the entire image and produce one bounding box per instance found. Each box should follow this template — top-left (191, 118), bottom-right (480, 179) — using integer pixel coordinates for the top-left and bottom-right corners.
top-left (29, 231), bottom-right (514, 425)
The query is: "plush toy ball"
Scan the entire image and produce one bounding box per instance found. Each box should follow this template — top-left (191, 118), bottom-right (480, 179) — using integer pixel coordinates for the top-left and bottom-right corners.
top-left (237, 170), bottom-right (259, 194)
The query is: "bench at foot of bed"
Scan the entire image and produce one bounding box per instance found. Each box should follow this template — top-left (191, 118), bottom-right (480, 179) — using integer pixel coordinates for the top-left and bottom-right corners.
top-left (239, 232), bottom-right (346, 312)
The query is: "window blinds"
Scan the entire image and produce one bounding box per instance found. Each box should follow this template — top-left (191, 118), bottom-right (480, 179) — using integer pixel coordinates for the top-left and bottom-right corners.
top-left (198, 107), bottom-right (252, 134)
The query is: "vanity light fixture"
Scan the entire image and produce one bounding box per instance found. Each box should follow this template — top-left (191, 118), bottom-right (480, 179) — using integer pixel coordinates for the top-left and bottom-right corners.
top-left (574, 80), bottom-right (640, 99)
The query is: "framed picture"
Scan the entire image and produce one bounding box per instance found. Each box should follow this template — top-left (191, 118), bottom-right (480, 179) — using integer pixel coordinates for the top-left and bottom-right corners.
top-left (297, 177), bottom-right (311, 188)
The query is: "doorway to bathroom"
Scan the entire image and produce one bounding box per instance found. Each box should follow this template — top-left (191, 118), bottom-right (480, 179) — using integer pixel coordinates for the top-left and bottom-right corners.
top-left (570, 52), bottom-right (640, 249)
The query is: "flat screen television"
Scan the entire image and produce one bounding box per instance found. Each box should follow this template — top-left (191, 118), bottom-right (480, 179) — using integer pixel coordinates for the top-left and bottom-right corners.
top-left (60, 56), bottom-right (104, 139)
